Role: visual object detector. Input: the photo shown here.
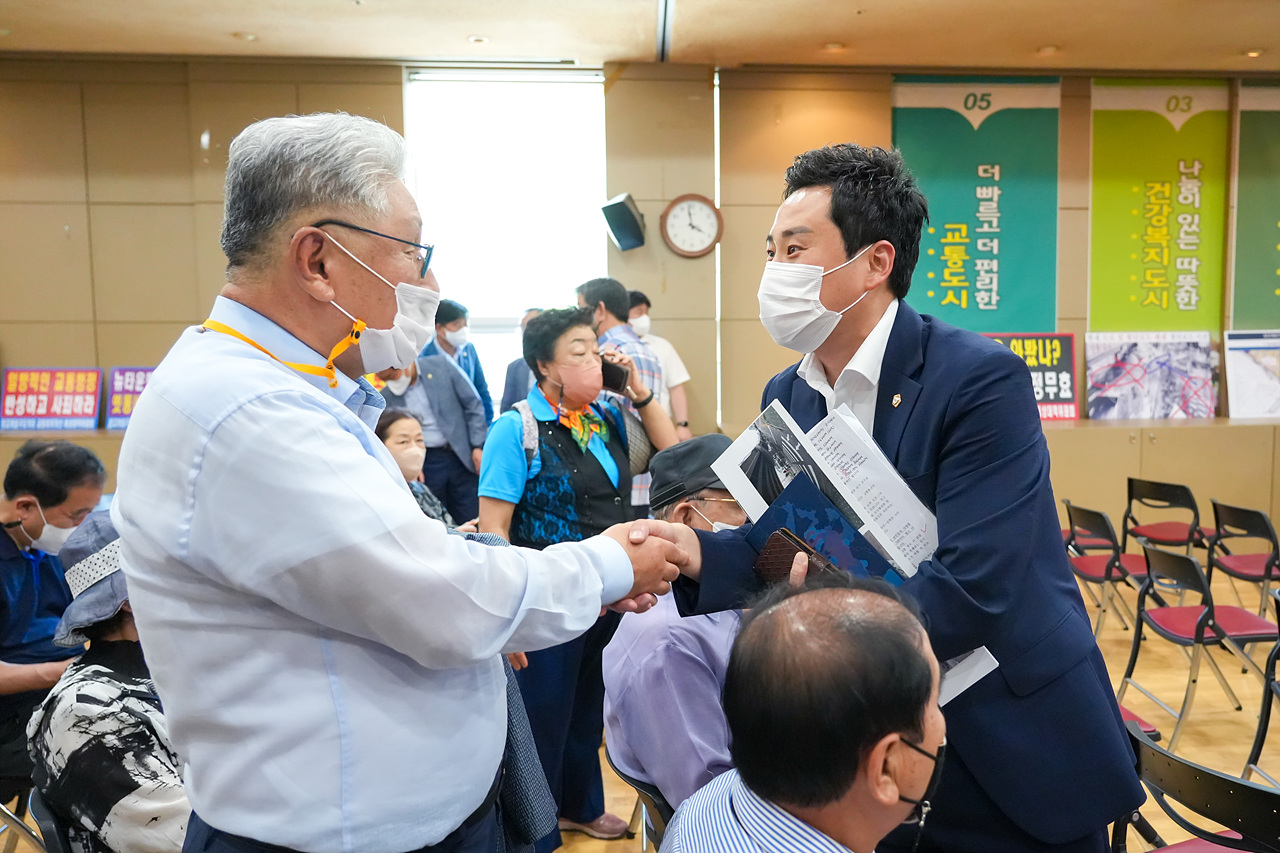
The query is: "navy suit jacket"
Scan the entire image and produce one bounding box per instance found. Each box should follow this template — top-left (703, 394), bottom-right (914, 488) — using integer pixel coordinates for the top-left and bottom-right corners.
top-left (500, 358), bottom-right (535, 415)
top-left (381, 355), bottom-right (488, 473)
top-left (677, 302), bottom-right (1143, 845)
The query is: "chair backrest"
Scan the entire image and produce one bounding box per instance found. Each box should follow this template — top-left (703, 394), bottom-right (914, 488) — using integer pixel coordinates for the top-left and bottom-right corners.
top-left (1131, 479), bottom-right (1198, 532)
top-left (1140, 542), bottom-right (1213, 609)
top-left (1127, 720), bottom-right (1280, 852)
top-left (27, 789), bottom-right (71, 853)
top-left (1064, 502), bottom-right (1122, 554)
top-left (604, 748), bottom-right (675, 844)
top-left (1212, 501), bottom-right (1280, 556)
top-left (1129, 477), bottom-right (1199, 513)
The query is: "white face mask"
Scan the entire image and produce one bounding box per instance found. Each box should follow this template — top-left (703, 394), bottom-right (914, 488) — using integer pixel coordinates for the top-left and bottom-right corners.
top-left (757, 244), bottom-right (872, 353)
top-left (384, 374), bottom-right (413, 396)
top-left (690, 503), bottom-right (741, 534)
top-left (26, 503), bottom-right (75, 554)
top-left (628, 315), bottom-right (652, 337)
top-left (444, 326), bottom-right (469, 350)
top-left (326, 236), bottom-right (440, 374)
top-left (389, 443), bottom-right (427, 482)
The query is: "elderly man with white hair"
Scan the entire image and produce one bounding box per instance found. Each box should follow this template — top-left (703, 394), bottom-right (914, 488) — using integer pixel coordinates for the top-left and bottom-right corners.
top-left (109, 112), bottom-right (688, 853)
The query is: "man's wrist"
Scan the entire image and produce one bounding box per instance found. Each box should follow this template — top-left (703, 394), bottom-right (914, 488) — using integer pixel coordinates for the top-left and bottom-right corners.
top-left (633, 389), bottom-right (655, 409)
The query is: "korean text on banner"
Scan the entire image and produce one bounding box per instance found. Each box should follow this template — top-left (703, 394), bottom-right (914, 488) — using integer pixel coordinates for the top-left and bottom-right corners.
top-left (893, 77), bottom-right (1059, 332)
top-left (0, 368), bottom-right (102, 430)
top-left (105, 367), bottom-right (155, 430)
top-left (1089, 79), bottom-right (1227, 331)
top-left (984, 333), bottom-right (1078, 420)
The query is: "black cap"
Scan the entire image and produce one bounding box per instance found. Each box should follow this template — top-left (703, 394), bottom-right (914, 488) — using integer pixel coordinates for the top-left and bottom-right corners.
top-left (649, 434), bottom-right (734, 512)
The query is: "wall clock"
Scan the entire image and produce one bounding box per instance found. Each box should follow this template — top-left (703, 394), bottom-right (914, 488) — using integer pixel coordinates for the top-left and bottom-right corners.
top-left (659, 193), bottom-right (723, 258)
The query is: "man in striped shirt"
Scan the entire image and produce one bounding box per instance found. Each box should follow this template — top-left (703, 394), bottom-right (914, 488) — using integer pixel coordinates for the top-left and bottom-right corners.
top-left (662, 579), bottom-right (945, 853)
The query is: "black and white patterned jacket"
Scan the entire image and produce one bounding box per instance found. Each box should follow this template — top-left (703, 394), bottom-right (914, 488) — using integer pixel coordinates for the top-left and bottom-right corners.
top-left (27, 640), bottom-right (189, 853)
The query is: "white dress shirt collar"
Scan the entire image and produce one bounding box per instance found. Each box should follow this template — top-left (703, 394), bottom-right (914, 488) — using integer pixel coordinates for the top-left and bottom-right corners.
top-left (797, 298), bottom-right (899, 431)
top-left (207, 296), bottom-right (384, 428)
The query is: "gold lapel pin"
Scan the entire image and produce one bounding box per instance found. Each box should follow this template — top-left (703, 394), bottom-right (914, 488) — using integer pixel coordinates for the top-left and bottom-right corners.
top-left (892, 393), bottom-right (902, 408)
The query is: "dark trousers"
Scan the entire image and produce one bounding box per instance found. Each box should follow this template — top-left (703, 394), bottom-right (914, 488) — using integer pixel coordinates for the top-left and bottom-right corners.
top-left (515, 611), bottom-right (621, 853)
top-left (877, 742), bottom-right (1110, 853)
top-left (184, 808), bottom-right (497, 853)
top-left (422, 447), bottom-right (479, 523)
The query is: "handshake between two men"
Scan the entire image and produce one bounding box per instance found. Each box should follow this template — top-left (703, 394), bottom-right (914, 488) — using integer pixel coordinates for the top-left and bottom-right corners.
top-left (602, 517), bottom-right (815, 615)
top-left (600, 519), bottom-right (705, 614)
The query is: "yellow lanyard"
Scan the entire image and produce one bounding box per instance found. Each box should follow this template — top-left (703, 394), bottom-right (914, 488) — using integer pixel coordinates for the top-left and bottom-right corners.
top-left (201, 319), bottom-right (366, 389)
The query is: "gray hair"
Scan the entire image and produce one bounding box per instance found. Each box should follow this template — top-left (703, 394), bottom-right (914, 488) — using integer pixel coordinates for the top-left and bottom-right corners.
top-left (221, 112), bottom-right (407, 269)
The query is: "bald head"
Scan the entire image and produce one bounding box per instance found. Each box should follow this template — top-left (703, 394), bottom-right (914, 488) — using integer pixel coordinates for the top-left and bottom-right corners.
top-left (723, 577), bottom-right (933, 809)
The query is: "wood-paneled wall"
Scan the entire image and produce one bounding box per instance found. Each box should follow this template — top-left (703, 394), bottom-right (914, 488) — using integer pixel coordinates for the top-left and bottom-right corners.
top-left (0, 58), bottom-right (404, 374)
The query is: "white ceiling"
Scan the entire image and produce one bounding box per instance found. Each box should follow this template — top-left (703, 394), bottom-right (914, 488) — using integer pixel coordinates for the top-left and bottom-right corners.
top-left (0, 0), bottom-right (1276, 74)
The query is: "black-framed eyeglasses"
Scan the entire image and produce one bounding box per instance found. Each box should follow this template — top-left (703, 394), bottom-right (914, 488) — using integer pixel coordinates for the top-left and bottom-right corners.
top-left (313, 219), bottom-right (434, 278)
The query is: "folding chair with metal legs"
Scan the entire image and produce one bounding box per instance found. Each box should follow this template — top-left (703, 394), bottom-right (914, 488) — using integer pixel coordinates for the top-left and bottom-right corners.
top-left (1113, 720), bottom-right (1280, 852)
top-left (1209, 501), bottom-right (1280, 620)
top-left (1244, 598), bottom-right (1280, 786)
top-left (1063, 502), bottom-right (1149, 635)
top-left (1122, 478), bottom-right (1213, 556)
top-left (1117, 542), bottom-right (1278, 753)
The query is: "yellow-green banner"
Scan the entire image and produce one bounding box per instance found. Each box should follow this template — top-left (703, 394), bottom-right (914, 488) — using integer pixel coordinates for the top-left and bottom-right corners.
top-left (1089, 80), bottom-right (1228, 331)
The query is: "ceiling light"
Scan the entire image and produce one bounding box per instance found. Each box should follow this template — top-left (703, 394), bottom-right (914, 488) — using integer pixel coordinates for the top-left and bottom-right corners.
top-left (467, 35), bottom-right (490, 45)
top-left (1244, 49), bottom-right (1264, 58)
top-left (823, 42), bottom-right (845, 52)
top-left (1036, 45), bottom-right (1059, 56)
top-left (232, 32), bottom-right (257, 41)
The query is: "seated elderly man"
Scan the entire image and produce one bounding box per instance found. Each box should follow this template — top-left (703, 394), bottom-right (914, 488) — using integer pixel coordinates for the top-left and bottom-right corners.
top-left (28, 511), bottom-right (189, 853)
top-left (0, 440), bottom-right (105, 795)
top-left (603, 435), bottom-right (746, 807)
top-left (661, 577), bottom-right (946, 853)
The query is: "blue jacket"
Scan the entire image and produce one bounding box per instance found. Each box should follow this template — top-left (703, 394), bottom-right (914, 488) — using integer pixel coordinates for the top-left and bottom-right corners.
top-left (381, 355), bottom-right (489, 473)
top-left (675, 302), bottom-right (1143, 846)
top-left (423, 340), bottom-right (493, 423)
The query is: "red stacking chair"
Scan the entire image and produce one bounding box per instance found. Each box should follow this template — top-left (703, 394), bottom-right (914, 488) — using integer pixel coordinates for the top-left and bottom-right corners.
top-left (1063, 502), bottom-right (1149, 635)
top-left (1244, 590), bottom-right (1280, 786)
top-left (1117, 542), bottom-right (1278, 753)
top-left (1209, 500), bottom-right (1280, 618)
top-left (1119, 704), bottom-right (1161, 741)
top-left (1122, 477), bottom-right (1214, 555)
top-left (1062, 499), bottom-right (1111, 557)
top-left (1112, 721), bottom-right (1280, 852)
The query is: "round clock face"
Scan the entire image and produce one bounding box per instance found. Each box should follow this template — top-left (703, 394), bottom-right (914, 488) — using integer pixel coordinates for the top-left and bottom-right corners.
top-left (661, 195), bottom-right (722, 258)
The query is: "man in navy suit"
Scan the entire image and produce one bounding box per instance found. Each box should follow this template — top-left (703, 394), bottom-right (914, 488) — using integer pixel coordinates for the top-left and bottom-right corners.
top-left (663, 145), bottom-right (1144, 853)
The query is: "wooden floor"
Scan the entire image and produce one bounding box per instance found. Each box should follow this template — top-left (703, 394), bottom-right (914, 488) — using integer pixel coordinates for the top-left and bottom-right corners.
top-left (572, 572), bottom-right (1280, 853)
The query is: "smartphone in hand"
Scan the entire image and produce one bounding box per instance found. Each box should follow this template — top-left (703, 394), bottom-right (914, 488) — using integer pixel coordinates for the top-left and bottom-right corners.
top-left (601, 360), bottom-right (630, 395)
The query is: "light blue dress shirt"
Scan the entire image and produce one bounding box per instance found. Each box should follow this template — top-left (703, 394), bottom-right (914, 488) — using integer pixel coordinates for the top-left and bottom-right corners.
top-left (661, 770), bottom-right (854, 853)
top-left (110, 297), bottom-right (632, 853)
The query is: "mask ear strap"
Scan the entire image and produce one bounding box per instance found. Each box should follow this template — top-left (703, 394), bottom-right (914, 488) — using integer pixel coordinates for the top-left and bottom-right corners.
top-left (322, 320), bottom-right (367, 389)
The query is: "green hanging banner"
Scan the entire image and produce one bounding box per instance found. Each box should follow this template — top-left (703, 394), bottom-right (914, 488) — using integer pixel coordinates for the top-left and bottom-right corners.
top-left (893, 77), bottom-right (1059, 333)
top-left (1089, 79), bottom-right (1229, 332)
top-left (1232, 84), bottom-right (1280, 330)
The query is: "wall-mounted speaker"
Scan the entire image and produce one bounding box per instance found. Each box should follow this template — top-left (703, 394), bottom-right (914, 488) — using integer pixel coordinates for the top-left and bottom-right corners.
top-left (602, 192), bottom-right (645, 251)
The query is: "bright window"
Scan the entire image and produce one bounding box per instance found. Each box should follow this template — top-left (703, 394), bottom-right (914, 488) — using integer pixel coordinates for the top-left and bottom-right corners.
top-left (404, 71), bottom-right (607, 413)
